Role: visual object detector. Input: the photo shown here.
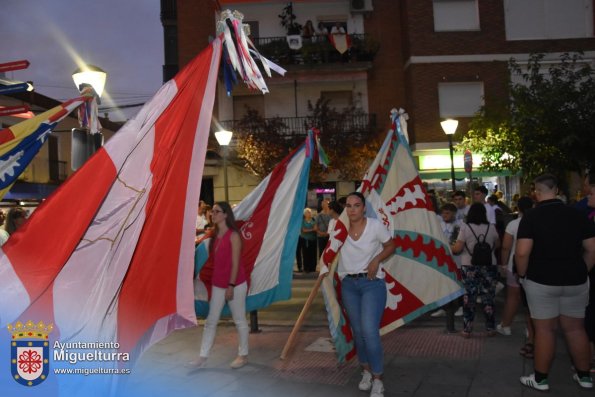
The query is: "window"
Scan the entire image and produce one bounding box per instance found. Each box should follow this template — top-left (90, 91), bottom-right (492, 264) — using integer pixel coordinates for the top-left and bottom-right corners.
top-left (438, 82), bottom-right (484, 117)
top-left (504, 0), bottom-right (594, 40)
top-left (433, 0), bottom-right (480, 32)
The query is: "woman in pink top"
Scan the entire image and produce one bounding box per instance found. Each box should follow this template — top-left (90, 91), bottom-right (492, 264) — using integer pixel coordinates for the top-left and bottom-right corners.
top-left (190, 201), bottom-right (249, 369)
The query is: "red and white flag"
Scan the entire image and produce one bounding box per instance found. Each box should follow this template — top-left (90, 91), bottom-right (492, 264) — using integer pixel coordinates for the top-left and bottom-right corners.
top-left (0, 37), bottom-right (222, 360)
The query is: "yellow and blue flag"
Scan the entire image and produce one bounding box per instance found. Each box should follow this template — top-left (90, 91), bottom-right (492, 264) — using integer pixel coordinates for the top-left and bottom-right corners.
top-left (0, 96), bottom-right (87, 200)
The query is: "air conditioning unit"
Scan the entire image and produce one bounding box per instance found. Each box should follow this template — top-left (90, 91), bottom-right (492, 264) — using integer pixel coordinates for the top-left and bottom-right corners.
top-left (350, 0), bottom-right (373, 13)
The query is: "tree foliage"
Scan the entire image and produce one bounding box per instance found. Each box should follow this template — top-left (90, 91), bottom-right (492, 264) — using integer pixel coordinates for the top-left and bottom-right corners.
top-left (458, 53), bottom-right (595, 180)
top-left (233, 100), bottom-right (383, 182)
top-left (234, 108), bottom-right (299, 177)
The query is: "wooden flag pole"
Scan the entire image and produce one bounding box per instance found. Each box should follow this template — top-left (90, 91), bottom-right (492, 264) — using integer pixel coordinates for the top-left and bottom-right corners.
top-left (280, 274), bottom-right (325, 360)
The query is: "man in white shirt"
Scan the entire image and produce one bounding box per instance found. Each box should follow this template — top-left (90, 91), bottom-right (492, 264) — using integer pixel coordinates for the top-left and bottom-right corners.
top-left (452, 190), bottom-right (469, 223)
top-left (473, 185), bottom-right (496, 224)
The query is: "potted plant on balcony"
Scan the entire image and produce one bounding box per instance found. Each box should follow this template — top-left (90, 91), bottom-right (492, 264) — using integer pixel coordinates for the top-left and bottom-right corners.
top-left (279, 2), bottom-right (302, 50)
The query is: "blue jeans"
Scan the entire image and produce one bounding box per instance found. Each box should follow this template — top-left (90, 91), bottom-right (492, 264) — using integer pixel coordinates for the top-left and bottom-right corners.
top-left (341, 276), bottom-right (387, 375)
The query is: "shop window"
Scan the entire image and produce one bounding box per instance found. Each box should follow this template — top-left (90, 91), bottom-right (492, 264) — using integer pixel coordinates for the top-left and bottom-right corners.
top-left (438, 82), bottom-right (484, 117)
top-left (433, 0), bottom-right (480, 32)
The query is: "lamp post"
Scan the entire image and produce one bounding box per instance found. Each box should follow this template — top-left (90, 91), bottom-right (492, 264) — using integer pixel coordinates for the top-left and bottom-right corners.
top-left (72, 64), bottom-right (107, 97)
top-left (440, 119), bottom-right (458, 193)
top-left (71, 64), bottom-right (107, 170)
top-left (215, 129), bottom-right (233, 202)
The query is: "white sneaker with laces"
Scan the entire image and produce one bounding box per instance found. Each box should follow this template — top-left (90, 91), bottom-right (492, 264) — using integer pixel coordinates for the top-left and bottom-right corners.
top-left (454, 307), bottom-right (463, 317)
top-left (520, 374), bottom-right (549, 391)
top-left (358, 370), bottom-right (372, 391)
top-left (496, 323), bottom-right (511, 336)
top-left (370, 379), bottom-right (384, 397)
top-left (430, 309), bottom-right (447, 318)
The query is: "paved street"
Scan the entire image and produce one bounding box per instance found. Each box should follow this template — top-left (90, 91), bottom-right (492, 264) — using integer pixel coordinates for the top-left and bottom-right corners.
top-left (121, 274), bottom-right (592, 396)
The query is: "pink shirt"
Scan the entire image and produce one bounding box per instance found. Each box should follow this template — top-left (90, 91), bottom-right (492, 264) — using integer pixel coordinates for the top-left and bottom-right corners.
top-left (211, 229), bottom-right (247, 288)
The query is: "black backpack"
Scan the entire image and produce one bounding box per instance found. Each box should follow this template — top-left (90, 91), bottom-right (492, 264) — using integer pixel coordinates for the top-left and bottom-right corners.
top-left (465, 223), bottom-right (492, 266)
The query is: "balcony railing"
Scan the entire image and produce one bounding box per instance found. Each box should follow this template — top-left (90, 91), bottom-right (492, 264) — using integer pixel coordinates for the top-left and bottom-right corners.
top-left (220, 113), bottom-right (377, 146)
top-left (252, 34), bottom-right (378, 66)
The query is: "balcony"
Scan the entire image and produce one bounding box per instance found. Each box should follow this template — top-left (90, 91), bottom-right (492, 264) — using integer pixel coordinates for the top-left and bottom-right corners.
top-left (220, 113), bottom-right (377, 147)
top-left (253, 34), bottom-right (379, 67)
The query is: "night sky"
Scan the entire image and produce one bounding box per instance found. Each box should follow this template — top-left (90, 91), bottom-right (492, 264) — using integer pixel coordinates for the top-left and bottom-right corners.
top-left (0, 0), bottom-right (163, 121)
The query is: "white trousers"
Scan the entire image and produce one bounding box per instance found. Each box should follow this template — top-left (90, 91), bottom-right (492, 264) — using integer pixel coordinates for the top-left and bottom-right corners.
top-left (199, 282), bottom-right (249, 357)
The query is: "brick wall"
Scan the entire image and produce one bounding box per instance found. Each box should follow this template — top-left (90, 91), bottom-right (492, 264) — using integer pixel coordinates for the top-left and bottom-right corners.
top-left (364, 0), bottom-right (407, 132)
top-left (406, 61), bottom-right (509, 144)
top-left (404, 0), bottom-right (595, 56)
top-left (177, 0), bottom-right (217, 68)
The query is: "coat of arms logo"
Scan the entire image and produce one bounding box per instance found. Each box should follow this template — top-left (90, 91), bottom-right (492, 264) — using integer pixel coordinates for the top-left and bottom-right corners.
top-left (8, 320), bottom-right (53, 387)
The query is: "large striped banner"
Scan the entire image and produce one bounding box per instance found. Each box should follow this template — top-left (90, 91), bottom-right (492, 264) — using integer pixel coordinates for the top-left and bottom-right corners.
top-left (0, 38), bottom-right (223, 396)
top-left (194, 131), bottom-right (326, 315)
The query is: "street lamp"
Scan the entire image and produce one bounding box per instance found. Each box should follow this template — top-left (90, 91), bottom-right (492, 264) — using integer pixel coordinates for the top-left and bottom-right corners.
top-left (70, 64), bottom-right (107, 170)
top-left (72, 64), bottom-right (107, 98)
top-left (215, 129), bottom-right (233, 202)
top-left (441, 119), bottom-right (458, 192)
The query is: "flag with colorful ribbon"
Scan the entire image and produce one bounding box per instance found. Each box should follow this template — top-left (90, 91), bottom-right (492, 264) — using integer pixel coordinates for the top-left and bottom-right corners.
top-left (319, 109), bottom-right (464, 362)
top-left (194, 130), bottom-right (326, 316)
top-left (0, 96), bottom-right (89, 201)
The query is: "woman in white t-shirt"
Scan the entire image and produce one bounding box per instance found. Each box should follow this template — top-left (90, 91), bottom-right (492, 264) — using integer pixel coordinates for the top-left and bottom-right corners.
top-left (497, 196), bottom-right (534, 340)
top-left (452, 202), bottom-right (500, 338)
top-left (336, 192), bottom-right (394, 397)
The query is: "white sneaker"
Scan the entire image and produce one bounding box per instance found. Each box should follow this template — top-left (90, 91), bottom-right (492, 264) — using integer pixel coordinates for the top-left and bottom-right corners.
top-left (358, 370), bottom-right (372, 391)
top-left (573, 373), bottom-right (594, 389)
top-left (496, 323), bottom-right (511, 336)
top-left (454, 307), bottom-right (463, 317)
top-left (520, 374), bottom-right (549, 391)
top-left (370, 379), bottom-right (384, 397)
top-left (430, 309), bottom-right (447, 318)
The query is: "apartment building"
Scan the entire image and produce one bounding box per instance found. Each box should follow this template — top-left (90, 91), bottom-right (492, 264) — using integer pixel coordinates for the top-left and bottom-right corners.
top-left (162, 0), bottom-right (595, 202)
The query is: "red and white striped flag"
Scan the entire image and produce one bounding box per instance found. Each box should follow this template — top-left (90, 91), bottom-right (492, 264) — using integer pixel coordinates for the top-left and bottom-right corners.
top-left (0, 36), bottom-right (222, 390)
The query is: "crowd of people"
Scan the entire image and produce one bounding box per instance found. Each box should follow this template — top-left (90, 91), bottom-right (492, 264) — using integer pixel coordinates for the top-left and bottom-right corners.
top-left (187, 172), bottom-right (594, 397)
top-left (432, 175), bottom-right (595, 392)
